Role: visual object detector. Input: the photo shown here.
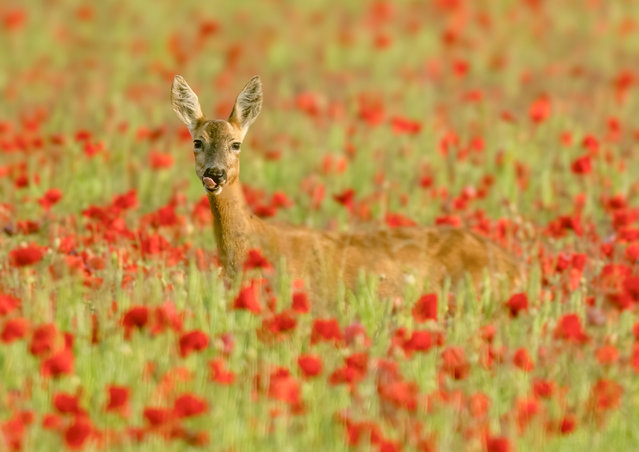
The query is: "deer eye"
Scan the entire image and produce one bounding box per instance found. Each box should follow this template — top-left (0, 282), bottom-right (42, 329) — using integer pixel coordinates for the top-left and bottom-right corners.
top-left (231, 142), bottom-right (241, 152)
top-left (193, 140), bottom-right (203, 150)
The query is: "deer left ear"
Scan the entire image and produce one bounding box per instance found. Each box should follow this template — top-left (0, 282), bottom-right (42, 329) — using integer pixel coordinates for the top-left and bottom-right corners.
top-left (229, 76), bottom-right (262, 138)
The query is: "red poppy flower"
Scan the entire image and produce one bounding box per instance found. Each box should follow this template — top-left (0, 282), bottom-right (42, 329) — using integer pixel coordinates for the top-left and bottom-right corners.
top-left (617, 67), bottom-right (636, 98)
top-left (262, 312), bottom-right (297, 335)
top-left (151, 302), bottom-right (183, 335)
top-left (532, 379), bottom-right (555, 399)
top-left (297, 354), bottom-right (323, 377)
top-left (485, 435), bottom-right (511, 452)
top-left (401, 330), bottom-right (433, 356)
top-left (345, 352), bottom-right (368, 375)
top-left (625, 243), bottom-right (639, 261)
top-left (343, 419), bottom-right (383, 447)
top-left (589, 379), bottom-right (623, 411)
top-left (173, 393), bottom-right (208, 418)
top-left (596, 345), bottom-right (619, 364)
top-left (105, 385), bottom-right (129, 413)
top-left (9, 244), bottom-right (45, 267)
top-left (295, 92), bottom-right (322, 116)
top-left (149, 151), bottom-right (174, 169)
top-left (378, 380), bottom-right (418, 412)
top-left (42, 413), bottom-right (63, 431)
top-left (37, 188), bottom-right (63, 210)
top-left (75, 129), bottom-right (92, 142)
top-left (75, 5), bottom-right (94, 21)
top-left (53, 392), bottom-right (84, 415)
top-left (144, 204), bottom-right (179, 228)
top-left (385, 212), bottom-right (417, 228)
top-left (582, 134), bottom-right (599, 154)
top-left (452, 59), bottom-right (470, 77)
top-left (571, 253), bottom-right (587, 271)
top-left (329, 365), bottom-right (364, 386)
top-left (529, 95), bottom-right (551, 123)
top-left (122, 306), bottom-right (149, 339)
top-left (3, 9), bottom-right (27, 31)
top-left (631, 344), bottom-right (639, 374)
top-left (505, 293), bottom-right (528, 317)
top-left (480, 324), bottom-right (497, 343)
top-left (253, 204), bottom-right (277, 218)
top-left (143, 407), bottom-right (173, 427)
top-left (244, 249), bottom-right (272, 271)
top-left (29, 323), bottom-right (58, 357)
top-left (333, 189), bottom-right (356, 211)
top-left (209, 358), bottom-right (235, 385)
top-left (559, 414), bottom-right (576, 434)
top-left (233, 281), bottom-right (262, 314)
top-left (357, 96), bottom-right (385, 126)
top-left (178, 330), bottom-right (209, 358)
top-left (553, 314), bottom-right (589, 344)
top-left (310, 318), bottom-right (342, 345)
top-left (390, 116), bottom-right (421, 135)
top-left (112, 190), bottom-right (138, 210)
top-left (623, 276), bottom-right (639, 301)
top-left (83, 141), bottom-right (104, 157)
top-left (516, 397), bottom-right (541, 431)
top-left (412, 294), bottom-right (438, 322)
top-left (1, 317), bottom-right (29, 343)
top-left (0, 293), bottom-right (20, 316)
top-left (139, 233), bottom-right (172, 255)
top-left (63, 332), bottom-right (74, 350)
top-left (270, 191), bottom-right (293, 208)
top-left (291, 291), bottom-right (310, 313)
top-left (268, 367), bottom-right (301, 405)
top-left (41, 349), bottom-right (74, 378)
top-left (468, 392), bottom-right (491, 417)
top-left (64, 417), bottom-right (92, 450)
top-left (1, 410), bottom-right (34, 452)
top-left (571, 155), bottom-right (592, 174)
top-left (513, 348), bottom-right (534, 372)
top-left (435, 214), bottom-right (462, 227)
top-left (441, 347), bottom-right (469, 380)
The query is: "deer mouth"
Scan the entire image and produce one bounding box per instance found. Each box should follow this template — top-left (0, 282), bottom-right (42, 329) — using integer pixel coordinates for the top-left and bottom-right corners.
top-left (203, 177), bottom-right (224, 195)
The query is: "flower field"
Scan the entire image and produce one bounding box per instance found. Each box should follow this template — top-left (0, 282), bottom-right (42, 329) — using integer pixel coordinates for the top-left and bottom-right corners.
top-left (2, 0), bottom-right (639, 450)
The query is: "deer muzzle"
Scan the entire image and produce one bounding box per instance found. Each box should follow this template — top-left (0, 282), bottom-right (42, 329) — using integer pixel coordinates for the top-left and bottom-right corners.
top-left (203, 167), bottom-right (227, 195)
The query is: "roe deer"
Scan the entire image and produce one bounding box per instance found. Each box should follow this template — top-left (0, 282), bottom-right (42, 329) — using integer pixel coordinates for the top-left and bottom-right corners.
top-left (171, 75), bottom-right (522, 303)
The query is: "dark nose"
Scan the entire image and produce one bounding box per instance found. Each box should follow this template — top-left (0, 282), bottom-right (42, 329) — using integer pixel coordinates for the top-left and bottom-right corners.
top-left (204, 167), bottom-right (227, 184)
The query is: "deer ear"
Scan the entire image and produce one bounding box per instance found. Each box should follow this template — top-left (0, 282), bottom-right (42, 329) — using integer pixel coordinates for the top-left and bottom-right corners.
top-left (229, 76), bottom-right (262, 138)
top-left (171, 75), bottom-right (204, 134)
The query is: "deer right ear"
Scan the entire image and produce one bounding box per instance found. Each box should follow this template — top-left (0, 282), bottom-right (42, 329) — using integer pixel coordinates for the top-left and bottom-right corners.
top-left (171, 75), bottom-right (204, 134)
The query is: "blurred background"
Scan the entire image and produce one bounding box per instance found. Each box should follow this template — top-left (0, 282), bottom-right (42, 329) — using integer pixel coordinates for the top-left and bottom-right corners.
top-left (3, 3), bottom-right (639, 450)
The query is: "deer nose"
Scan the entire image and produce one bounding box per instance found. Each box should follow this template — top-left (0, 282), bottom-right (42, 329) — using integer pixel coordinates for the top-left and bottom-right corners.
top-left (204, 167), bottom-right (227, 184)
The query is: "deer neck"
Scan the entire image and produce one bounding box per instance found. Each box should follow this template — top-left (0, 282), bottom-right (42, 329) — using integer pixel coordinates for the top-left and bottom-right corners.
top-left (207, 181), bottom-right (256, 279)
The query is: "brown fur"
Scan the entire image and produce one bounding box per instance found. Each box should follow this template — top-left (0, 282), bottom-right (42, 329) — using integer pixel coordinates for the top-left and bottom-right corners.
top-left (171, 76), bottom-right (522, 303)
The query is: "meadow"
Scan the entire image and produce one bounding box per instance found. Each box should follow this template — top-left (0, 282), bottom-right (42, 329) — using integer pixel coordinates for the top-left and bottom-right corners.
top-left (2, 0), bottom-right (639, 450)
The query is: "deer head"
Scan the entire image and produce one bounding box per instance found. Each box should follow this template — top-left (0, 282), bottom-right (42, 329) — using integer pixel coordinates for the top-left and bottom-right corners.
top-left (171, 75), bottom-right (263, 195)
